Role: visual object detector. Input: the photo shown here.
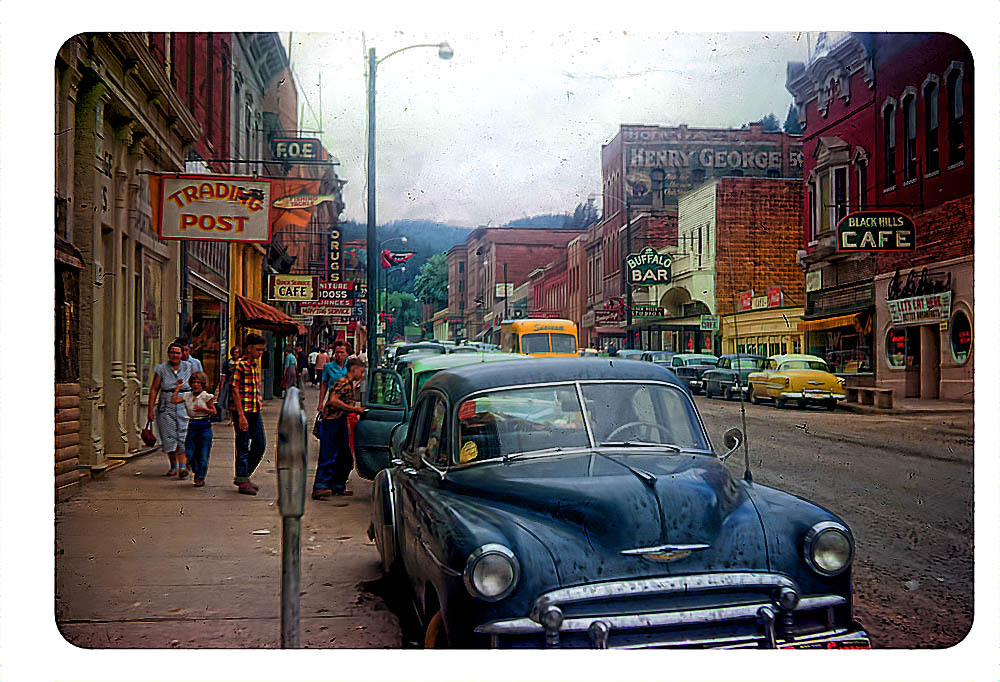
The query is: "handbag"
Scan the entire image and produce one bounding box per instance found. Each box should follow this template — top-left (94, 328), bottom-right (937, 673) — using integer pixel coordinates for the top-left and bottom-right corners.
top-left (312, 414), bottom-right (323, 439)
top-left (140, 419), bottom-right (157, 447)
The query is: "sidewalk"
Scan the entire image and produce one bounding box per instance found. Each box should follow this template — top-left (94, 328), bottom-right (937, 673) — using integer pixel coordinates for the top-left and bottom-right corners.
top-left (838, 396), bottom-right (974, 415)
top-left (55, 384), bottom-right (400, 649)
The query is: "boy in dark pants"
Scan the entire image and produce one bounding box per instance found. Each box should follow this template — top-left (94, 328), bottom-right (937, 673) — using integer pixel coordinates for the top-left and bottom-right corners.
top-left (229, 333), bottom-right (267, 495)
top-left (313, 357), bottom-right (365, 499)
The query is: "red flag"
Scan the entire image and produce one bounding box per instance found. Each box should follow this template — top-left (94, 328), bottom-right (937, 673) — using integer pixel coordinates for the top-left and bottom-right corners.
top-left (381, 250), bottom-right (415, 268)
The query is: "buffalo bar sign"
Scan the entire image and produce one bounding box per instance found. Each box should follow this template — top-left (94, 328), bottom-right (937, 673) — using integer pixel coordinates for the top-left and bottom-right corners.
top-left (888, 291), bottom-right (952, 326)
top-left (269, 274), bottom-right (318, 302)
top-left (626, 248), bottom-right (672, 286)
top-left (270, 137), bottom-right (321, 161)
top-left (837, 211), bottom-right (915, 252)
top-left (158, 175), bottom-right (271, 242)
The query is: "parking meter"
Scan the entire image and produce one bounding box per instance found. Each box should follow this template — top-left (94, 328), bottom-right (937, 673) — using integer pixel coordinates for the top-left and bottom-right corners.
top-left (277, 386), bottom-right (308, 648)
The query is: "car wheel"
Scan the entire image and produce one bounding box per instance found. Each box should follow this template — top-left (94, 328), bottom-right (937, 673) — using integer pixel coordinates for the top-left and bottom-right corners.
top-left (705, 384), bottom-right (714, 398)
top-left (725, 386), bottom-right (735, 401)
top-left (749, 385), bottom-right (760, 405)
top-left (775, 398), bottom-right (786, 409)
top-left (424, 609), bottom-right (447, 648)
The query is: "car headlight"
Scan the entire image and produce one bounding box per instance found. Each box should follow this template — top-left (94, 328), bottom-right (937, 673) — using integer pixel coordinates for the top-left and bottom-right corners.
top-left (464, 544), bottom-right (519, 601)
top-left (804, 521), bottom-right (853, 576)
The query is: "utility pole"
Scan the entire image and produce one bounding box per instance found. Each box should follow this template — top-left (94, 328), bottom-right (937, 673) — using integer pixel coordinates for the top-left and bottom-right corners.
top-left (365, 47), bottom-right (378, 369)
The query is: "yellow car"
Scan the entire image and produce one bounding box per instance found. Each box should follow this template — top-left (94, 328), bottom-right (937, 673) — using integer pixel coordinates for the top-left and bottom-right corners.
top-left (746, 354), bottom-right (846, 410)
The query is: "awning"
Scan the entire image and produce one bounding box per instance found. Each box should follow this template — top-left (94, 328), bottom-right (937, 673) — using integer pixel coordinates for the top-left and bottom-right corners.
top-left (592, 326), bottom-right (626, 336)
top-left (234, 294), bottom-right (307, 336)
top-left (473, 327), bottom-right (492, 340)
top-left (798, 313), bottom-right (861, 332)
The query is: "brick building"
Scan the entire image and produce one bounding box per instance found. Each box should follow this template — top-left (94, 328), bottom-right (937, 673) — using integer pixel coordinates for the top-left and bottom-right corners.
top-left (447, 227), bottom-right (584, 341)
top-left (786, 32), bottom-right (972, 400)
top-left (587, 123), bottom-right (803, 347)
top-left (638, 177), bottom-right (805, 355)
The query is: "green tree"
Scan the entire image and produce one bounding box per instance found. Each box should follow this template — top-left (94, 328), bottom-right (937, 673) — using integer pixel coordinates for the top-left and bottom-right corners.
top-left (783, 103), bottom-right (802, 134)
top-left (385, 291), bottom-right (421, 340)
top-left (414, 251), bottom-right (449, 310)
top-left (760, 112), bottom-right (781, 132)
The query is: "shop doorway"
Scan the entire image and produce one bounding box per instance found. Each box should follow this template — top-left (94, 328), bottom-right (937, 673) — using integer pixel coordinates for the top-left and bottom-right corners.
top-left (920, 325), bottom-right (941, 399)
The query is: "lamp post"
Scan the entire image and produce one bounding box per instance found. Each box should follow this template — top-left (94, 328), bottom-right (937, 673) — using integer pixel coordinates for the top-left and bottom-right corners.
top-left (366, 41), bottom-right (453, 367)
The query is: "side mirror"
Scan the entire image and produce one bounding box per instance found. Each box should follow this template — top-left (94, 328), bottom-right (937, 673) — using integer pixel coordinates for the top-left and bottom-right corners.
top-left (720, 427), bottom-right (744, 462)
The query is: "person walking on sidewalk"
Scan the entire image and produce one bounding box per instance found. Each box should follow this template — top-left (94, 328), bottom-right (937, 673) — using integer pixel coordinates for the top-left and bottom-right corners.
top-left (178, 338), bottom-right (204, 373)
top-left (313, 347), bottom-right (329, 387)
top-left (217, 345), bottom-right (240, 423)
top-left (308, 346), bottom-right (319, 385)
top-left (147, 341), bottom-right (192, 477)
top-left (230, 333), bottom-right (266, 495)
top-left (281, 345), bottom-right (298, 396)
top-left (313, 357), bottom-right (365, 499)
top-left (172, 370), bottom-right (216, 487)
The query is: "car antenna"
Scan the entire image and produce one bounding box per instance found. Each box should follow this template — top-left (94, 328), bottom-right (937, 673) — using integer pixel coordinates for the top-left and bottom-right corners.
top-left (724, 231), bottom-right (753, 483)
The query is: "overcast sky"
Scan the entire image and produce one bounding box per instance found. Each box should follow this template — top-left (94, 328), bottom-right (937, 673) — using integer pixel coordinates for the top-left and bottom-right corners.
top-left (281, 31), bottom-right (810, 227)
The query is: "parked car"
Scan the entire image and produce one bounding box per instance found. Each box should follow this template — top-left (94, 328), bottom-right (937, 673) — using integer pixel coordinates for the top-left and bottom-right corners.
top-left (388, 341), bottom-right (450, 366)
top-left (702, 354), bottom-right (767, 400)
top-left (354, 352), bottom-right (528, 479)
top-left (669, 353), bottom-right (719, 394)
top-left (640, 350), bottom-right (674, 366)
top-left (369, 357), bottom-right (869, 649)
top-left (746, 354), bottom-right (847, 410)
top-left (578, 348), bottom-right (599, 357)
top-left (613, 349), bottom-right (645, 360)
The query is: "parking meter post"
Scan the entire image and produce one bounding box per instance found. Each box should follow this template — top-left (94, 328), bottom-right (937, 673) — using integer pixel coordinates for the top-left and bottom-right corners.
top-left (277, 386), bottom-right (308, 648)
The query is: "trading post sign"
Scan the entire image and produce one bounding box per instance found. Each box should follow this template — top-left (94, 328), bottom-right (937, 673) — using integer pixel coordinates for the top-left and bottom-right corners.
top-left (268, 275), bottom-right (319, 302)
top-left (626, 247), bottom-right (672, 286)
top-left (837, 211), bottom-right (915, 252)
top-left (158, 175), bottom-right (272, 242)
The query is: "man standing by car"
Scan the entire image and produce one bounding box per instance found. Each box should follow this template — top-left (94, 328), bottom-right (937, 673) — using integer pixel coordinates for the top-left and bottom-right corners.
top-left (317, 340), bottom-right (349, 416)
top-left (313, 357), bottom-right (365, 499)
top-left (230, 333), bottom-right (266, 496)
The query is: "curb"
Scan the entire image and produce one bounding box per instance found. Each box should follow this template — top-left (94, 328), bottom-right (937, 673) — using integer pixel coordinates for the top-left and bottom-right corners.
top-left (837, 402), bottom-right (973, 416)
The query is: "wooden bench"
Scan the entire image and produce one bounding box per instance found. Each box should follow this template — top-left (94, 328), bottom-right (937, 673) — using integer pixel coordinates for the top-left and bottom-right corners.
top-left (844, 386), bottom-right (894, 409)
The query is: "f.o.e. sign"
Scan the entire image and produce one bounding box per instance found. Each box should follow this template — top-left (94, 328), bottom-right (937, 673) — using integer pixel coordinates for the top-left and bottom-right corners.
top-left (159, 175), bottom-right (272, 243)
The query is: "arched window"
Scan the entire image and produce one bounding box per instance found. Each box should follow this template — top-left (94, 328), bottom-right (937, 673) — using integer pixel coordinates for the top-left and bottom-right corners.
top-left (883, 101), bottom-right (896, 188)
top-left (923, 78), bottom-right (940, 174)
top-left (946, 64), bottom-right (965, 165)
top-left (902, 92), bottom-right (917, 181)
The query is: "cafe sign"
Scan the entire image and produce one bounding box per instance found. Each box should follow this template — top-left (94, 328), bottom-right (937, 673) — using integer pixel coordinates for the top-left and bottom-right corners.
top-left (268, 274), bottom-right (319, 301)
top-left (700, 315), bottom-right (718, 331)
top-left (888, 291), bottom-right (952, 326)
top-left (595, 309), bottom-right (623, 324)
top-left (626, 247), bottom-right (672, 286)
top-left (837, 210), bottom-right (915, 252)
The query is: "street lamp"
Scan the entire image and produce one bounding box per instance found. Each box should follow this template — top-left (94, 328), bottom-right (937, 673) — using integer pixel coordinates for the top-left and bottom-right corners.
top-left (366, 42), bottom-right (453, 368)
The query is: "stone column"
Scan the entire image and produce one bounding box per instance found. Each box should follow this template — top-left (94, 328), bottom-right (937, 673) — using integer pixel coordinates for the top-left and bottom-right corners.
top-left (124, 141), bottom-right (145, 452)
top-left (73, 79), bottom-right (112, 470)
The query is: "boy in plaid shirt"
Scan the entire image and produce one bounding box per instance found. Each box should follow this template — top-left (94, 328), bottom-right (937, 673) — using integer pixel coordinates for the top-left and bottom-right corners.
top-left (313, 357), bottom-right (365, 499)
top-left (229, 333), bottom-right (266, 495)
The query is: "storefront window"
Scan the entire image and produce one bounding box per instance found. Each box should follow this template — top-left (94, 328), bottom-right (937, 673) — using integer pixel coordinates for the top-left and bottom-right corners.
top-left (885, 327), bottom-right (920, 369)
top-left (808, 327), bottom-right (872, 374)
top-left (950, 311), bottom-right (971, 363)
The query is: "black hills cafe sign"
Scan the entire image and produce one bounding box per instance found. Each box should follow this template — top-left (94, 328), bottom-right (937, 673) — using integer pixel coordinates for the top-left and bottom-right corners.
top-left (626, 247), bottom-right (672, 286)
top-left (837, 210), bottom-right (915, 252)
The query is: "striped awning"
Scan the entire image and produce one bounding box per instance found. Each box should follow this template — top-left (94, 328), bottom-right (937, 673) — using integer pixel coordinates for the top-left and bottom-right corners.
top-left (234, 294), bottom-right (306, 336)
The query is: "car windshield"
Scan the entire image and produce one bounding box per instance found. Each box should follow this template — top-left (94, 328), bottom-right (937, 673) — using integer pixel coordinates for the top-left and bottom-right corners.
top-left (779, 360), bottom-right (829, 371)
top-left (684, 356), bottom-right (717, 366)
top-left (398, 346), bottom-right (444, 358)
top-left (732, 358), bottom-right (765, 370)
top-left (455, 382), bottom-right (709, 464)
top-left (521, 333), bottom-right (577, 354)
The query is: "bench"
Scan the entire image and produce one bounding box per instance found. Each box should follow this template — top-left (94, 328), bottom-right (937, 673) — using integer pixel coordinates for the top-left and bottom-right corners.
top-left (844, 386), bottom-right (894, 409)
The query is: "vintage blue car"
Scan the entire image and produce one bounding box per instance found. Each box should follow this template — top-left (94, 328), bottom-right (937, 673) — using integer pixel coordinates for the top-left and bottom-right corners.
top-left (369, 358), bottom-right (869, 649)
top-left (669, 353), bottom-right (719, 394)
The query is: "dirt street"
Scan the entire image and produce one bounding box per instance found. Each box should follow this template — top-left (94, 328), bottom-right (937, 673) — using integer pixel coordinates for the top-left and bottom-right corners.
top-left (696, 394), bottom-right (974, 648)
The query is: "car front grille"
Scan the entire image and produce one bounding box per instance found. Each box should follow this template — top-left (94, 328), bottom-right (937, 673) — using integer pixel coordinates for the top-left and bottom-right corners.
top-left (475, 572), bottom-right (856, 649)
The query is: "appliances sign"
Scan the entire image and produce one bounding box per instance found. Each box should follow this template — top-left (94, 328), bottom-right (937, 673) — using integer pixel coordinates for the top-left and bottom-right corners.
top-left (158, 175), bottom-right (272, 242)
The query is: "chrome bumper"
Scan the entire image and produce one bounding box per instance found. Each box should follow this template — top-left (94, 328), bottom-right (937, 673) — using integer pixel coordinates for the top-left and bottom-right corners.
top-left (779, 391), bottom-right (846, 401)
top-left (475, 572), bottom-right (868, 649)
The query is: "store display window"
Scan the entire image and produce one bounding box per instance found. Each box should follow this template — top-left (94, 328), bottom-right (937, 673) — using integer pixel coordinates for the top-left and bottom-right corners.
top-left (885, 327), bottom-right (920, 369)
top-left (950, 311), bottom-right (971, 363)
top-left (808, 327), bottom-right (872, 374)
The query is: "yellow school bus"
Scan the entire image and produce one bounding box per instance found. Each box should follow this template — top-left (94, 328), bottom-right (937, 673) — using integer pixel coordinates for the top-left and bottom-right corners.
top-left (500, 318), bottom-right (579, 357)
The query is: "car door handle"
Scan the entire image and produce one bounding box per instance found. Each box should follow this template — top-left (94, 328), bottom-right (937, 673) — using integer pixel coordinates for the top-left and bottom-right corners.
top-left (401, 467), bottom-right (417, 476)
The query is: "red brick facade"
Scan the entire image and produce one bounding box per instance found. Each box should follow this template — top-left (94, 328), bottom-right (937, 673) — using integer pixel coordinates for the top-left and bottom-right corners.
top-left (713, 178), bottom-right (805, 317)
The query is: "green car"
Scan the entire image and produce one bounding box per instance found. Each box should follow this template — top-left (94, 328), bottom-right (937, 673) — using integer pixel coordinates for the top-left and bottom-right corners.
top-left (354, 352), bottom-right (529, 479)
